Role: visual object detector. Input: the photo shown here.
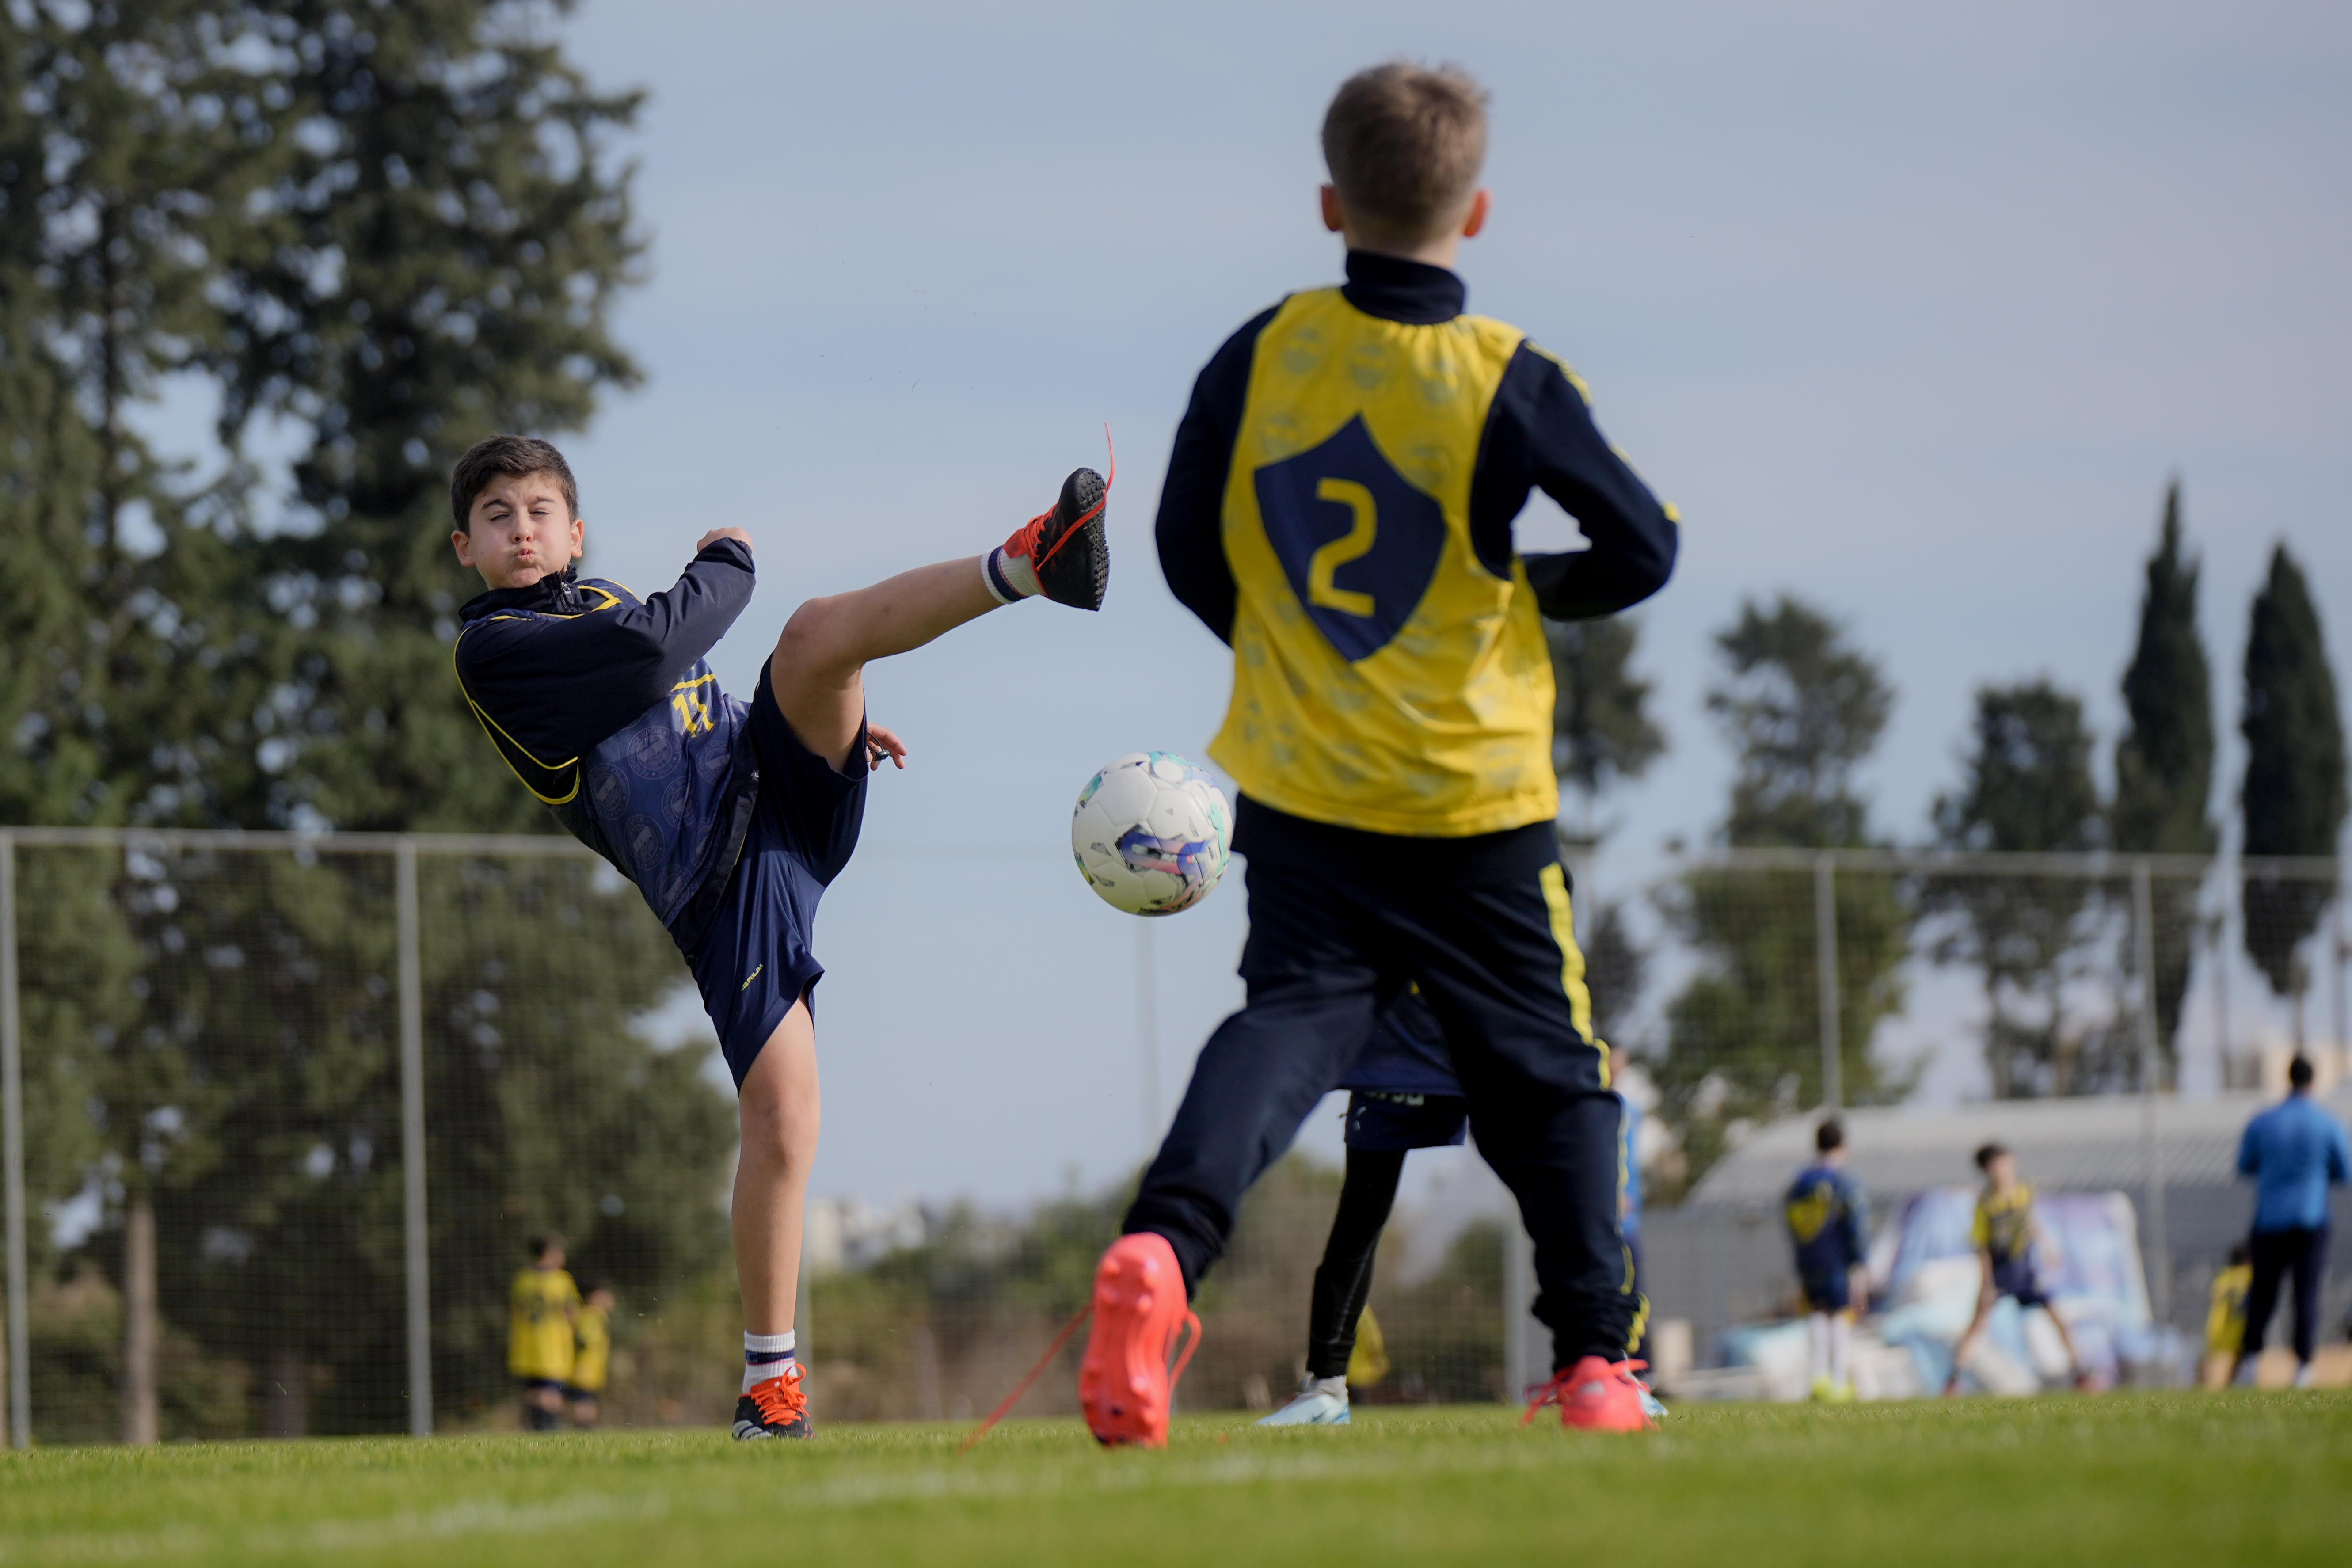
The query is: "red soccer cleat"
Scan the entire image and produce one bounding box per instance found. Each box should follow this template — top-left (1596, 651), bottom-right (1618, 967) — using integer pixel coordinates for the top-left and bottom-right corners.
top-left (1522, 1356), bottom-right (1655, 1433)
top-left (1077, 1232), bottom-right (1199, 1447)
top-left (999, 464), bottom-right (1111, 611)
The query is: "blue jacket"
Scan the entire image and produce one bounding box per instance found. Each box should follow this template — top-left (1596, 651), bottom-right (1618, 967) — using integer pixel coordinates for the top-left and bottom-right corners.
top-left (1785, 1164), bottom-right (1869, 1279)
top-left (453, 540), bottom-right (757, 955)
top-left (2236, 1094), bottom-right (2352, 1234)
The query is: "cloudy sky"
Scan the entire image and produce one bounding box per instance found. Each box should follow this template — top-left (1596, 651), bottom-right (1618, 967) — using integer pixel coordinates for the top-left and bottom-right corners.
top-left (544, 0), bottom-right (2352, 1210)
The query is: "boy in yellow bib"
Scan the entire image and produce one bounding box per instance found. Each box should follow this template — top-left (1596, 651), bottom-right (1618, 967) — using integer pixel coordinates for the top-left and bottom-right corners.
top-left (1079, 62), bottom-right (1678, 1444)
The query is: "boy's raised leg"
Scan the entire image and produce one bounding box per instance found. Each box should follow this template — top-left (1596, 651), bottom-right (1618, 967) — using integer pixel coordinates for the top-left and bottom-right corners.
top-left (768, 558), bottom-right (1000, 769)
top-left (769, 464), bottom-right (1111, 770)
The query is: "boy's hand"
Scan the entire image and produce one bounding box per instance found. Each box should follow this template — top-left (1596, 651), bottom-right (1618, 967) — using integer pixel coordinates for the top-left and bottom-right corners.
top-left (697, 527), bottom-right (753, 553)
top-left (865, 723), bottom-right (908, 771)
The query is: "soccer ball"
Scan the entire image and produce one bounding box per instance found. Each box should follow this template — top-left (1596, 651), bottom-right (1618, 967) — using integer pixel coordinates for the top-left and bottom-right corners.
top-left (1070, 752), bottom-right (1233, 916)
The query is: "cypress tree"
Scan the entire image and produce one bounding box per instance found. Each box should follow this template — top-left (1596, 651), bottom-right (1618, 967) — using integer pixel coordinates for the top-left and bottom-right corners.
top-left (2112, 485), bottom-right (2215, 1066)
top-left (2240, 544), bottom-right (2349, 1004)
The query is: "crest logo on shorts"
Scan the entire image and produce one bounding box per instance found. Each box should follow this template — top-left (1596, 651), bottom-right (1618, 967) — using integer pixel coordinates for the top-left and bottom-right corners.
top-left (1252, 415), bottom-right (1446, 662)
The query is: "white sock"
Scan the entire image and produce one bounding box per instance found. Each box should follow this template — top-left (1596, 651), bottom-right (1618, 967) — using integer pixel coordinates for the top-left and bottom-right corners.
top-left (744, 1329), bottom-right (796, 1394)
top-left (982, 546), bottom-right (1041, 604)
top-left (1808, 1313), bottom-right (1832, 1383)
top-left (1828, 1313), bottom-right (1853, 1389)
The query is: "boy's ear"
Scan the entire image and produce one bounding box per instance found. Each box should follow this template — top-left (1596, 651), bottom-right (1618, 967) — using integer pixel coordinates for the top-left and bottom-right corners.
top-left (1461, 189), bottom-right (1492, 239)
top-left (451, 528), bottom-right (477, 567)
top-left (1319, 184), bottom-right (1345, 234)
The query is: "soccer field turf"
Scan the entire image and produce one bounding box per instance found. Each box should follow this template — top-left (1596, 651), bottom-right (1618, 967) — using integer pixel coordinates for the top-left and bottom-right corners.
top-left (3, 1395), bottom-right (2346, 1566)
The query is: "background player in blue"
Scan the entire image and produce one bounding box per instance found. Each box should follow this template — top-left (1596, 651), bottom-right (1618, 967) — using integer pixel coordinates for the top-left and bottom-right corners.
top-left (1259, 989), bottom-right (1661, 1426)
top-left (447, 433), bottom-right (1109, 1439)
top-left (2230, 1054), bottom-right (2352, 1389)
top-left (1784, 1119), bottom-right (1869, 1402)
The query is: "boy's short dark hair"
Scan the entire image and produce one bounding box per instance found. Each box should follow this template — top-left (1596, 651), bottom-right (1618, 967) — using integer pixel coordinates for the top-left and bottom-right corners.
top-left (1974, 1142), bottom-right (2008, 1173)
top-left (527, 1232), bottom-right (565, 1260)
top-left (1321, 62), bottom-right (1489, 247)
top-left (452, 434), bottom-right (578, 532)
top-left (2288, 1054), bottom-right (2315, 1089)
top-left (1815, 1117), bottom-right (1845, 1153)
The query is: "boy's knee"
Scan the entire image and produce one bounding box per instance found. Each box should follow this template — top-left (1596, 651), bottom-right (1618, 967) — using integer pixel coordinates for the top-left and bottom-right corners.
top-left (738, 1085), bottom-right (817, 1170)
top-left (773, 597), bottom-right (856, 678)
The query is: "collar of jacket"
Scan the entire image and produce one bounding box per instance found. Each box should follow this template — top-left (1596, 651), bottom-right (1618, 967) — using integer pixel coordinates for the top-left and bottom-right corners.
top-left (1340, 250), bottom-right (1467, 326)
top-left (459, 564), bottom-right (592, 623)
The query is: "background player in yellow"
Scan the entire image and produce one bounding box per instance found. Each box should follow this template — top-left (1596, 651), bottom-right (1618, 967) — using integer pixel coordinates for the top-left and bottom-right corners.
top-left (1080, 61), bottom-right (1679, 1445)
top-left (2200, 1242), bottom-right (2252, 1389)
top-left (567, 1281), bottom-right (616, 1428)
top-left (510, 1233), bottom-right (580, 1432)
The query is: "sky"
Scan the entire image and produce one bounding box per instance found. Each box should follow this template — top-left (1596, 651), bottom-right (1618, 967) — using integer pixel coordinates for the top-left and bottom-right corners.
top-left (522, 0), bottom-right (2352, 1216)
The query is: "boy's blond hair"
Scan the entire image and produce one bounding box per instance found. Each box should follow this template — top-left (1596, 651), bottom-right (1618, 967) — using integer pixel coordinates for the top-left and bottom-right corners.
top-left (1321, 63), bottom-right (1490, 248)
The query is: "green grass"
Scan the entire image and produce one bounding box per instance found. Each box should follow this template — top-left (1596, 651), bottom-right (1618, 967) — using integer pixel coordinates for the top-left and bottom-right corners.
top-left (2, 1396), bottom-right (2347, 1566)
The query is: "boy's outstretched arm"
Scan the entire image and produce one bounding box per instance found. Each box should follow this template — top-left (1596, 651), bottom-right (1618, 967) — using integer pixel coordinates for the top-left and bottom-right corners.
top-left (1473, 345), bottom-right (1679, 621)
top-left (454, 537), bottom-right (755, 762)
top-left (1155, 307), bottom-right (1279, 645)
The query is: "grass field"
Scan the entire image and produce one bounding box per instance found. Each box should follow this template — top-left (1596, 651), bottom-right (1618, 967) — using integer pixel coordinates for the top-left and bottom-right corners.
top-left (2, 1395), bottom-right (2347, 1566)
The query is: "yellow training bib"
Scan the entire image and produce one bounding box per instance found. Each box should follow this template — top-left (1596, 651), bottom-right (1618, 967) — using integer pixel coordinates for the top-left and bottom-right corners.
top-left (1210, 289), bottom-right (1557, 837)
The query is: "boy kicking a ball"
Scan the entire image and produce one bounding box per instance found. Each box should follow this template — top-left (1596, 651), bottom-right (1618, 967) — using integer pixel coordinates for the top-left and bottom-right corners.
top-left (448, 433), bottom-right (1107, 1439)
top-left (1080, 61), bottom-right (1678, 1444)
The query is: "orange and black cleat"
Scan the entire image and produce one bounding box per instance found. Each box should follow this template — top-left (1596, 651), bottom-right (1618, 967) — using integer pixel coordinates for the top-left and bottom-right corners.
top-left (1522, 1355), bottom-right (1655, 1433)
top-left (1077, 1232), bottom-right (1199, 1447)
top-left (732, 1362), bottom-right (812, 1440)
top-left (994, 458), bottom-right (1111, 611)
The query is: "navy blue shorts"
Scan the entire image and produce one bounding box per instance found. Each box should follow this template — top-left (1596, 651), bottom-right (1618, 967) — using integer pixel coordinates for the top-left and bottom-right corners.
top-left (1991, 1259), bottom-right (2050, 1309)
top-left (1800, 1269), bottom-right (1852, 1313)
top-left (1344, 1091), bottom-right (1469, 1151)
top-left (691, 660), bottom-right (868, 1087)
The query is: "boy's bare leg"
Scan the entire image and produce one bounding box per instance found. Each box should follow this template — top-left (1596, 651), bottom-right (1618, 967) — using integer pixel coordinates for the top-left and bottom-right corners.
top-left (769, 557), bottom-right (1000, 771)
top-left (735, 999), bottom-right (822, 1336)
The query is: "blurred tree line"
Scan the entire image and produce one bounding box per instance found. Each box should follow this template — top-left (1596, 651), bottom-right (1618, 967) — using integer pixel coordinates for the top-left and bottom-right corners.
top-left (0, 1), bottom-right (733, 1442)
top-left (1648, 483), bottom-right (2346, 1188)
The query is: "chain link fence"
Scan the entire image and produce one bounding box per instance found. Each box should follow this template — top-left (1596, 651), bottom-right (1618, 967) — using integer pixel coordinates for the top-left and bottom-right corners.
top-left (0, 832), bottom-right (2342, 1441)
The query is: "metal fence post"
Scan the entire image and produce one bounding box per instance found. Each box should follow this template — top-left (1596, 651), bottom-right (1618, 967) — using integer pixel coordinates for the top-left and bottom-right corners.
top-left (0, 832), bottom-right (27, 1448)
top-left (1136, 921), bottom-right (1160, 1152)
top-left (1502, 1225), bottom-right (1534, 1403)
top-left (1814, 854), bottom-right (1843, 1110)
top-left (396, 838), bottom-right (432, 1436)
top-left (2131, 858), bottom-right (2169, 1324)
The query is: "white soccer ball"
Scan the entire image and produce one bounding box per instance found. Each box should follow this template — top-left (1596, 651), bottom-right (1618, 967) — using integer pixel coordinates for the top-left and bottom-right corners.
top-left (1070, 752), bottom-right (1233, 916)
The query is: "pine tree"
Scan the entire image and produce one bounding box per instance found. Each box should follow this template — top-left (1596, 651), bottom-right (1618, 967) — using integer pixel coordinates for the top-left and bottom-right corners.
top-left (212, 0), bottom-right (645, 833)
top-left (1655, 598), bottom-right (1909, 1179)
top-left (2240, 544), bottom-right (2349, 1012)
top-left (1933, 680), bottom-right (2110, 1095)
top-left (1548, 615), bottom-right (1666, 844)
top-left (2112, 485), bottom-right (2215, 1069)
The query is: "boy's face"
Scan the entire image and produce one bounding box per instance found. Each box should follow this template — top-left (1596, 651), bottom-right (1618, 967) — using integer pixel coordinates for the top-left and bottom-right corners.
top-left (589, 1288), bottom-right (614, 1311)
top-left (538, 1247), bottom-right (566, 1271)
top-left (1985, 1153), bottom-right (2017, 1189)
top-left (453, 471), bottom-right (584, 590)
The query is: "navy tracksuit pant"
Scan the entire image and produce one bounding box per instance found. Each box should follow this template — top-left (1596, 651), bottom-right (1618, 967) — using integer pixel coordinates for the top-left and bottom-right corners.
top-left (2242, 1225), bottom-right (2331, 1364)
top-left (1121, 801), bottom-right (1641, 1368)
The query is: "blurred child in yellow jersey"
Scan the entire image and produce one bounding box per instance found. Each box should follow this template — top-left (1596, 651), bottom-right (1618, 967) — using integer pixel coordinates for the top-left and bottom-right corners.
top-left (2200, 1243), bottom-right (2253, 1389)
top-left (1947, 1145), bottom-right (2092, 1393)
top-left (567, 1282), bottom-right (615, 1427)
top-left (510, 1234), bottom-right (580, 1431)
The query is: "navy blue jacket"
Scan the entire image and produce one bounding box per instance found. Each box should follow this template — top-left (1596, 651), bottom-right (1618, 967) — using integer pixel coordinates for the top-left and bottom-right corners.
top-left (1785, 1163), bottom-right (1869, 1279)
top-left (453, 539), bottom-right (757, 952)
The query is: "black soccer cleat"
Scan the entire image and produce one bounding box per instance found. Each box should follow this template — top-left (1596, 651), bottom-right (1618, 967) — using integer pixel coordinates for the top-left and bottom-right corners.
top-left (732, 1366), bottom-right (813, 1440)
top-left (1001, 464), bottom-right (1111, 611)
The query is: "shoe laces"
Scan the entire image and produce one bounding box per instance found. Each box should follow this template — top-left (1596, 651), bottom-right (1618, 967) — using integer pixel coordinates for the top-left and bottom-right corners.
top-left (1014, 427), bottom-right (1116, 567)
top-left (1520, 1358), bottom-right (1647, 1427)
top-left (747, 1365), bottom-right (807, 1427)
